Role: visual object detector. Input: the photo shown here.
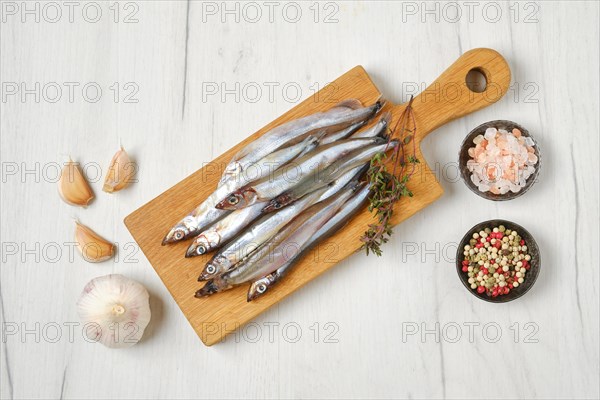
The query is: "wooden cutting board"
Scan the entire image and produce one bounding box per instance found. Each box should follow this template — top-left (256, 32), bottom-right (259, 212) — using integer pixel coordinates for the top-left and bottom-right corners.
top-left (124, 48), bottom-right (511, 346)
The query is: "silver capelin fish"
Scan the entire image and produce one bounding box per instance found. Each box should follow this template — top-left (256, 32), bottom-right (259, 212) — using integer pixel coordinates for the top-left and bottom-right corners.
top-left (317, 120), bottom-right (367, 146)
top-left (198, 186), bottom-right (328, 281)
top-left (215, 137), bottom-right (384, 211)
top-left (196, 182), bottom-right (363, 298)
top-left (185, 201), bottom-right (266, 257)
top-left (247, 182), bottom-right (372, 301)
top-left (190, 162), bottom-right (369, 257)
top-left (219, 99), bottom-right (384, 187)
top-left (162, 135), bottom-right (320, 245)
top-left (350, 111), bottom-right (391, 139)
top-left (262, 140), bottom-right (398, 213)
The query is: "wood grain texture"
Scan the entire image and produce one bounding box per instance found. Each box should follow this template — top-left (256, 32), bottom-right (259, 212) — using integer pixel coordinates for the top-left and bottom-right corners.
top-left (124, 48), bottom-right (510, 346)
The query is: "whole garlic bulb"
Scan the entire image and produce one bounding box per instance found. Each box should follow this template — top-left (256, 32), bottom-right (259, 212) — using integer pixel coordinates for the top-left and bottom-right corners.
top-left (77, 274), bottom-right (151, 349)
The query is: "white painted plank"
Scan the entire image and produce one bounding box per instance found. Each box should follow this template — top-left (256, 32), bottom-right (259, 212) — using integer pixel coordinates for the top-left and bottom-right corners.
top-left (1, 1), bottom-right (598, 399)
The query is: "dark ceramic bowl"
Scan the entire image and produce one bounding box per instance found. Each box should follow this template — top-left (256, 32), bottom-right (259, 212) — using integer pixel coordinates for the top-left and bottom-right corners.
top-left (459, 120), bottom-right (541, 201)
top-left (456, 219), bottom-right (540, 303)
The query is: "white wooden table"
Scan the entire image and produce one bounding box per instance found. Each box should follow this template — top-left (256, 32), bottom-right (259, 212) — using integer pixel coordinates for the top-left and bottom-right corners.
top-left (1, 1), bottom-right (598, 399)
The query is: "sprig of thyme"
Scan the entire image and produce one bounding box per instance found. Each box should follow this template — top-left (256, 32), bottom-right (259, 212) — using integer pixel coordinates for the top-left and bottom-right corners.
top-left (361, 96), bottom-right (419, 256)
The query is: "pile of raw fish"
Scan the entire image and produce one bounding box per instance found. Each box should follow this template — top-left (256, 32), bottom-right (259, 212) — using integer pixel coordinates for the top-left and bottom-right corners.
top-left (162, 99), bottom-right (397, 301)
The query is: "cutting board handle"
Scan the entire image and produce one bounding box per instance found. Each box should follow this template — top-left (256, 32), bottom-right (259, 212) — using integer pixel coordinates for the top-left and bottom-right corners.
top-left (399, 48), bottom-right (511, 140)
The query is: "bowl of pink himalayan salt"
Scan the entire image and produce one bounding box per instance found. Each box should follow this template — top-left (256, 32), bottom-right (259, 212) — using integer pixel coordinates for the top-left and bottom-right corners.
top-left (459, 120), bottom-right (540, 201)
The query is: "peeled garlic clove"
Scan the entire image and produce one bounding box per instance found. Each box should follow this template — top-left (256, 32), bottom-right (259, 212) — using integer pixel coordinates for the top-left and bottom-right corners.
top-left (77, 274), bottom-right (151, 349)
top-left (58, 159), bottom-right (94, 207)
top-left (103, 146), bottom-right (136, 193)
top-left (74, 221), bottom-right (115, 263)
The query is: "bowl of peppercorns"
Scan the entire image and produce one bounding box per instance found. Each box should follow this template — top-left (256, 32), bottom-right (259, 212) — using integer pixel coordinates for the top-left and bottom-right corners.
top-left (456, 219), bottom-right (540, 303)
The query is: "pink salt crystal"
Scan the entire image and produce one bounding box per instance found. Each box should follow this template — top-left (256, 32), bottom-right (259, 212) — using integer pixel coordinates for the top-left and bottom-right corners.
top-left (497, 137), bottom-right (508, 148)
top-left (468, 147), bottom-right (476, 158)
top-left (490, 186), bottom-right (500, 195)
top-left (473, 135), bottom-right (484, 145)
top-left (484, 128), bottom-right (497, 140)
top-left (527, 146), bottom-right (535, 153)
top-left (487, 165), bottom-right (498, 181)
top-left (505, 168), bottom-right (516, 183)
top-left (512, 128), bottom-right (522, 137)
top-left (528, 153), bottom-right (538, 164)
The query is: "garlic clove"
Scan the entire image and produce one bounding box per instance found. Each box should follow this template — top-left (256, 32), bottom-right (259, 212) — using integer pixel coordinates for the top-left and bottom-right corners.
top-left (103, 146), bottom-right (136, 193)
top-left (77, 274), bottom-right (151, 349)
top-left (74, 221), bottom-right (115, 263)
top-left (58, 159), bottom-right (94, 207)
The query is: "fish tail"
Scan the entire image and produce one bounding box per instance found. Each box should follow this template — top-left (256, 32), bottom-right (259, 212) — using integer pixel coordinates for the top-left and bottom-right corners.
top-left (380, 111), bottom-right (392, 128)
top-left (377, 112), bottom-right (393, 141)
top-left (353, 163), bottom-right (371, 182)
top-left (333, 98), bottom-right (363, 110)
top-left (373, 95), bottom-right (387, 114)
top-left (345, 168), bottom-right (369, 190)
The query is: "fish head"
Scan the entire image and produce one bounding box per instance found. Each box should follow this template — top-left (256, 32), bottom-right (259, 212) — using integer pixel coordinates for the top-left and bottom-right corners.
top-left (247, 277), bottom-right (272, 302)
top-left (262, 193), bottom-right (293, 213)
top-left (215, 188), bottom-right (257, 210)
top-left (198, 256), bottom-right (229, 281)
top-left (185, 230), bottom-right (220, 257)
top-left (161, 217), bottom-right (197, 245)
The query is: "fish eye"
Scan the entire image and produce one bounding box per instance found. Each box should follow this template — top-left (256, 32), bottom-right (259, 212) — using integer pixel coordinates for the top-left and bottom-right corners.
top-left (257, 283), bottom-right (267, 293)
top-left (206, 265), bottom-right (216, 274)
top-left (174, 230), bottom-right (184, 240)
top-left (196, 245), bottom-right (206, 255)
top-left (273, 202), bottom-right (282, 210)
top-left (228, 195), bottom-right (239, 205)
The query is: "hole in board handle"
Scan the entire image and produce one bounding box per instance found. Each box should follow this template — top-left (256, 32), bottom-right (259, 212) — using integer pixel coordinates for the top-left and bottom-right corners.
top-left (466, 68), bottom-right (487, 93)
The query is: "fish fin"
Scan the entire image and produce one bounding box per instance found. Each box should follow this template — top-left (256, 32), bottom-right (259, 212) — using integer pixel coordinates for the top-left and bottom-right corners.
top-left (301, 133), bottom-right (319, 147)
top-left (331, 98), bottom-right (363, 111)
top-left (314, 129), bottom-right (328, 140)
top-left (296, 134), bottom-right (321, 158)
top-left (389, 139), bottom-right (400, 149)
top-left (344, 166), bottom-right (370, 188)
top-left (347, 180), bottom-right (367, 192)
